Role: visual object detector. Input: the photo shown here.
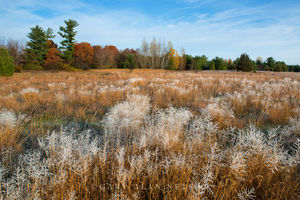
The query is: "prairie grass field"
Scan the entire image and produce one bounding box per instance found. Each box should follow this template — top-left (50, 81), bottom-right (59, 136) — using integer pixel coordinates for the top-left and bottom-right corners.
top-left (0, 69), bottom-right (300, 199)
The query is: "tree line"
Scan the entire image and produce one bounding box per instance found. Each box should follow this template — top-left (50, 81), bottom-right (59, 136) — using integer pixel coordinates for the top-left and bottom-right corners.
top-left (1, 19), bottom-right (300, 76)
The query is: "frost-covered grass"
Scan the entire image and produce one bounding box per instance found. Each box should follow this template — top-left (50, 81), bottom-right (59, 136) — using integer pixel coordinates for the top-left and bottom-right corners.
top-left (0, 69), bottom-right (299, 199)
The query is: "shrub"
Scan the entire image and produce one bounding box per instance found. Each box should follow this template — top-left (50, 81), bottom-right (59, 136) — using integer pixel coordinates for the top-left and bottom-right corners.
top-left (60, 63), bottom-right (78, 71)
top-left (14, 65), bottom-right (23, 73)
top-left (0, 47), bottom-right (14, 76)
top-left (24, 63), bottom-right (43, 70)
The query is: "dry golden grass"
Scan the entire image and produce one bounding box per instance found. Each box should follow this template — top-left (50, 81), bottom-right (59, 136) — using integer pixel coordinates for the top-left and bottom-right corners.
top-left (0, 69), bottom-right (299, 199)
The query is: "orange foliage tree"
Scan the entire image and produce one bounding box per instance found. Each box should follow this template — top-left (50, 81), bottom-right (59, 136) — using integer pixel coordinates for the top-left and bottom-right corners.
top-left (43, 40), bottom-right (63, 70)
top-left (102, 45), bottom-right (119, 68)
top-left (73, 42), bottom-right (94, 69)
top-left (92, 45), bottom-right (103, 68)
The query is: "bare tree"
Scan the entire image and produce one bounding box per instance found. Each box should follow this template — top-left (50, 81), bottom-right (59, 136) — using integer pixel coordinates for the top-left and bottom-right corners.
top-left (6, 39), bottom-right (25, 67)
top-left (141, 37), bottom-right (149, 68)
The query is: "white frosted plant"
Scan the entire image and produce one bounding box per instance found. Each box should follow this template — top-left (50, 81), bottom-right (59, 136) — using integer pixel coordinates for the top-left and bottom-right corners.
top-left (230, 151), bottom-right (247, 180)
top-left (237, 187), bottom-right (256, 200)
top-left (1, 128), bottom-right (104, 199)
top-left (236, 125), bottom-right (266, 153)
top-left (203, 102), bottom-right (235, 126)
top-left (0, 162), bottom-right (6, 183)
top-left (55, 92), bottom-right (66, 102)
top-left (234, 125), bottom-right (300, 173)
top-left (128, 77), bottom-right (145, 83)
top-left (141, 107), bottom-right (192, 148)
top-left (155, 107), bottom-right (192, 134)
top-left (186, 114), bottom-right (218, 142)
top-left (19, 150), bottom-right (50, 180)
top-left (38, 128), bottom-right (102, 172)
top-left (0, 109), bottom-right (26, 127)
top-left (20, 87), bottom-right (39, 95)
top-left (102, 94), bottom-right (151, 134)
top-left (0, 109), bottom-right (17, 127)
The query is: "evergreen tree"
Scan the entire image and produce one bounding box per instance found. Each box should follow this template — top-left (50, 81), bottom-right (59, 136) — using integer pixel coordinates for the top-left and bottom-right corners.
top-left (0, 47), bottom-right (14, 76)
top-left (213, 57), bottom-right (227, 70)
top-left (209, 61), bottom-right (215, 70)
top-left (58, 19), bottom-right (79, 63)
top-left (185, 54), bottom-right (193, 70)
top-left (237, 53), bottom-right (253, 72)
top-left (275, 61), bottom-right (288, 72)
top-left (194, 55), bottom-right (208, 70)
top-left (26, 26), bottom-right (47, 66)
top-left (266, 57), bottom-right (276, 71)
top-left (25, 26), bottom-right (55, 68)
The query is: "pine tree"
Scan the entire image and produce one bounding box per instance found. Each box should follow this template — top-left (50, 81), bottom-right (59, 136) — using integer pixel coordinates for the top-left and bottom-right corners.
top-left (209, 61), bottom-right (215, 70)
top-left (25, 26), bottom-right (55, 68)
top-left (0, 47), bottom-right (14, 76)
top-left (58, 19), bottom-right (79, 63)
top-left (237, 53), bottom-right (253, 72)
top-left (26, 25), bottom-right (47, 66)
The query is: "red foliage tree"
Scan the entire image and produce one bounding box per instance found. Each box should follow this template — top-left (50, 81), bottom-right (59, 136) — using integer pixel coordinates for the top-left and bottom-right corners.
top-left (73, 42), bottom-right (94, 69)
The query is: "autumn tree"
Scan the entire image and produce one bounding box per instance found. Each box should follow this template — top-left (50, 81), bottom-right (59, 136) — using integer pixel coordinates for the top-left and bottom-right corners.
top-left (73, 42), bottom-right (94, 69)
top-left (117, 48), bottom-right (138, 70)
top-left (43, 40), bottom-right (63, 70)
top-left (58, 19), bottom-right (79, 63)
top-left (91, 45), bottom-right (103, 68)
top-left (167, 42), bottom-right (179, 70)
top-left (102, 45), bottom-right (119, 68)
top-left (91, 45), bottom-right (119, 68)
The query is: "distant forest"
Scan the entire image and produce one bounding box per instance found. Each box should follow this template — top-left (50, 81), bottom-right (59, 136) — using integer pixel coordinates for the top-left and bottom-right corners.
top-left (1, 19), bottom-right (299, 76)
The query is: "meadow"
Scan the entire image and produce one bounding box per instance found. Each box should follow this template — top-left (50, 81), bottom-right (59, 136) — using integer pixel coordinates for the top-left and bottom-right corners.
top-left (0, 69), bottom-right (299, 199)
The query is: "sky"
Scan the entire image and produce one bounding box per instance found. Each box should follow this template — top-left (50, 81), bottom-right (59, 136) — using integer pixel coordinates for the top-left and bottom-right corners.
top-left (0, 0), bottom-right (300, 64)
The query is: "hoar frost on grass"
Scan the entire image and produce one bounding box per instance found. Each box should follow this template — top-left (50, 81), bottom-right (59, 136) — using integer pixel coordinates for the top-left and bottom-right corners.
top-left (0, 109), bottom-right (26, 127)
top-left (19, 87), bottom-right (39, 95)
top-left (141, 107), bottom-right (192, 148)
top-left (238, 188), bottom-right (256, 200)
top-left (186, 114), bottom-right (218, 141)
top-left (102, 94), bottom-right (151, 133)
top-left (0, 113), bottom-right (299, 199)
top-left (203, 102), bottom-right (235, 119)
top-left (233, 125), bottom-right (300, 173)
top-left (128, 78), bottom-right (145, 83)
top-left (1, 128), bottom-right (104, 200)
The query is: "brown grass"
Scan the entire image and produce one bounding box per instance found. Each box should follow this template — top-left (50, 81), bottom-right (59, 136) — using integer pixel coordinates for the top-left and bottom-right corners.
top-left (0, 69), bottom-right (299, 199)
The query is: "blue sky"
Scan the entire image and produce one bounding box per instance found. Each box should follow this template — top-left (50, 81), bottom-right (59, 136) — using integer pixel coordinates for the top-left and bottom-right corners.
top-left (1, 0), bottom-right (300, 64)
